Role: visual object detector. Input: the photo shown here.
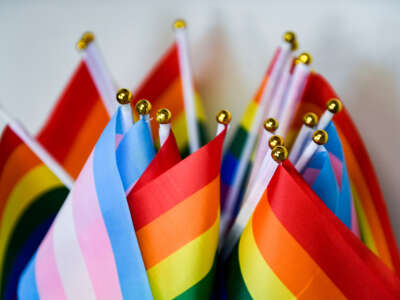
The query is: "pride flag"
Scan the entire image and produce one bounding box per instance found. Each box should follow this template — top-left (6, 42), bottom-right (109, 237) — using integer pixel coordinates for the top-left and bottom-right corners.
top-left (0, 126), bottom-right (68, 300)
top-left (288, 73), bottom-right (400, 274)
top-left (128, 128), bottom-right (227, 299)
top-left (224, 160), bottom-right (400, 299)
top-left (18, 107), bottom-right (154, 300)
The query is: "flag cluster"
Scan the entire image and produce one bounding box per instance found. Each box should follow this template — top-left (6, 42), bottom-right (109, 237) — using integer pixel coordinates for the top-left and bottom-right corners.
top-left (0, 21), bottom-right (399, 300)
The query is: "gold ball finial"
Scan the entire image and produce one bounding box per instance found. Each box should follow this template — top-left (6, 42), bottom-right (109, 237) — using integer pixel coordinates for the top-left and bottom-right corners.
top-left (264, 118), bottom-right (279, 133)
top-left (116, 88), bottom-right (132, 105)
top-left (312, 129), bottom-right (328, 145)
top-left (216, 109), bottom-right (232, 125)
top-left (271, 145), bottom-right (288, 163)
top-left (77, 32), bottom-right (94, 50)
top-left (298, 52), bottom-right (312, 65)
top-left (136, 99), bottom-right (152, 115)
top-left (303, 112), bottom-right (318, 127)
top-left (173, 19), bottom-right (186, 30)
top-left (156, 108), bottom-right (172, 124)
top-left (268, 135), bottom-right (284, 149)
top-left (326, 98), bottom-right (342, 114)
top-left (283, 31), bottom-right (298, 51)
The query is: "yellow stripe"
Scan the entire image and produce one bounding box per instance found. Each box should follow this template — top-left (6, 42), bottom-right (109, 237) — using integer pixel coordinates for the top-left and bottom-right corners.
top-left (172, 112), bottom-right (189, 151)
top-left (352, 183), bottom-right (378, 255)
top-left (146, 213), bottom-right (219, 299)
top-left (194, 93), bottom-right (207, 122)
top-left (240, 100), bottom-right (258, 132)
top-left (239, 217), bottom-right (294, 299)
top-left (0, 165), bottom-right (63, 277)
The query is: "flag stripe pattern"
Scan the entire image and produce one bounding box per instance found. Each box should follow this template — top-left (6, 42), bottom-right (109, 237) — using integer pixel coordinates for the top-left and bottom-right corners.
top-left (37, 60), bottom-right (110, 179)
top-left (129, 129), bottom-right (226, 299)
top-left (18, 108), bottom-right (153, 300)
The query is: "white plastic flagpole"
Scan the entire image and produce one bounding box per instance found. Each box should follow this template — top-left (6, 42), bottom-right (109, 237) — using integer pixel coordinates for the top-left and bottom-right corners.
top-left (0, 105), bottom-right (74, 189)
top-left (216, 110), bottom-right (231, 136)
top-left (77, 32), bottom-right (117, 116)
top-left (156, 108), bottom-right (172, 147)
top-left (289, 112), bottom-right (318, 164)
top-left (317, 98), bottom-right (342, 130)
top-left (135, 99), bottom-right (153, 144)
top-left (295, 129), bottom-right (328, 173)
top-left (116, 88), bottom-right (134, 133)
top-left (174, 19), bottom-right (200, 153)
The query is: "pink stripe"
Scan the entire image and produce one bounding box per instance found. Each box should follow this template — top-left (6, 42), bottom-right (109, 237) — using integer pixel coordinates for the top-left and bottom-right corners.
top-left (35, 227), bottom-right (66, 300)
top-left (115, 133), bottom-right (123, 148)
top-left (71, 154), bottom-right (123, 300)
top-left (328, 153), bottom-right (343, 188)
top-left (302, 167), bottom-right (320, 186)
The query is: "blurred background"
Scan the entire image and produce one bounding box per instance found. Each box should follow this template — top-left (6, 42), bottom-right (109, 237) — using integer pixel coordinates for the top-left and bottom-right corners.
top-left (0, 0), bottom-right (399, 243)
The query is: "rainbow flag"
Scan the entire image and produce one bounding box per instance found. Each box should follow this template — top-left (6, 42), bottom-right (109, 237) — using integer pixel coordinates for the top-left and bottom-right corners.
top-left (224, 160), bottom-right (400, 299)
top-left (18, 107), bottom-right (155, 300)
top-left (301, 121), bottom-right (359, 235)
top-left (131, 42), bottom-right (207, 155)
top-left (128, 128), bottom-right (227, 299)
top-left (288, 73), bottom-right (400, 275)
top-left (37, 60), bottom-right (110, 179)
top-left (0, 126), bottom-right (68, 300)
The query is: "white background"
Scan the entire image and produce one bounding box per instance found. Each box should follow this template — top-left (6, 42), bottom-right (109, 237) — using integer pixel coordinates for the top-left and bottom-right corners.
top-left (0, 0), bottom-right (399, 244)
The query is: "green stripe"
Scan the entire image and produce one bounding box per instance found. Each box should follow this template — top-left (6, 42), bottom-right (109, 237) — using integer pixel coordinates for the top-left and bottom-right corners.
top-left (225, 243), bottom-right (252, 300)
top-left (174, 256), bottom-right (217, 300)
top-left (1, 187), bottom-right (68, 293)
top-left (228, 127), bottom-right (248, 159)
top-left (180, 120), bottom-right (209, 158)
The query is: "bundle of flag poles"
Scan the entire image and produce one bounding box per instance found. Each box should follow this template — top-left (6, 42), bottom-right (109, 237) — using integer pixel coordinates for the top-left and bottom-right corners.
top-left (0, 19), bottom-right (399, 300)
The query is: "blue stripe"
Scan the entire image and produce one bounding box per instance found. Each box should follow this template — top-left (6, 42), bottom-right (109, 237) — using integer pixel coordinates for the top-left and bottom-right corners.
top-left (93, 108), bottom-right (153, 299)
top-left (17, 254), bottom-right (40, 300)
top-left (221, 152), bottom-right (239, 186)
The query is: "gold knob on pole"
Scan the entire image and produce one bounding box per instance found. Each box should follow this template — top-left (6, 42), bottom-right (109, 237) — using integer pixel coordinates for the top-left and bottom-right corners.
top-left (298, 52), bottom-right (312, 65)
top-left (116, 88), bottom-right (132, 105)
top-left (156, 108), bottom-right (172, 124)
top-left (136, 99), bottom-right (152, 115)
top-left (326, 98), bottom-right (342, 114)
top-left (268, 135), bottom-right (284, 149)
top-left (283, 31), bottom-right (298, 51)
top-left (77, 32), bottom-right (94, 50)
top-left (173, 19), bottom-right (186, 30)
top-left (216, 109), bottom-right (232, 125)
top-left (312, 129), bottom-right (328, 145)
top-left (271, 145), bottom-right (288, 163)
top-left (264, 118), bottom-right (279, 133)
top-left (303, 112), bottom-right (318, 127)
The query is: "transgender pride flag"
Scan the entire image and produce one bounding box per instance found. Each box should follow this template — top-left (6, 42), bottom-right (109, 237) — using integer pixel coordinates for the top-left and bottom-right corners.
top-left (18, 107), bottom-right (155, 300)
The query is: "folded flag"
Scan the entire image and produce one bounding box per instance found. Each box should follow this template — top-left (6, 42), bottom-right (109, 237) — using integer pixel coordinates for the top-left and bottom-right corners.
top-left (0, 126), bottom-right (68, 300)
top-left (18, 107), bottom-right (154, 300)
top-left (224, 159), bottom-right (400, 299)
top-left (288, 72), bottom-right (400, 275)
top-left (37, 32), bottom-right (114, 179)
top-left (128, 127), bottom-right (227, 299)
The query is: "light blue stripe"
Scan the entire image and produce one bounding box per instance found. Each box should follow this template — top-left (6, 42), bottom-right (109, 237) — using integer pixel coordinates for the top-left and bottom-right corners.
top-left (17, 254), bottom-right (40, 300)
top-left (93, 107), bottom-right (153, 299)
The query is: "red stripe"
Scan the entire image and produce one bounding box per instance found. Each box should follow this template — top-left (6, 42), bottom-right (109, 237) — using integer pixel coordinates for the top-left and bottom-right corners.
top-left (266, 161), bottom-right (400, 299)
top-left (37, 61), bottom-right (107, 167)
top-left (129, 129), bottom-right (226, 230)
top-left (0, 126), bottom-right (22, 174)
top-left (131, 43), bottom-right (180, 106)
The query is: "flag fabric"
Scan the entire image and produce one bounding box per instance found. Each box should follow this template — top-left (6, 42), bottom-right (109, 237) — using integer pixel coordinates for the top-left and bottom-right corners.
top-left (288, 72), bottom-right (400, 274)
top-left (0, 126), bottom-right (68, 300)
top-left (301, 121), bottom-right (359, 235)
top-left (131, 43), bottom-right (208, 155)
top-left (37, 60), bottom-right (110, 179)
top-left (127, 128), bottom-right (227, 299)
top-left (18, 107), bottom-right (154, 300)
top-left (224, 160), bottom-right (400, 299)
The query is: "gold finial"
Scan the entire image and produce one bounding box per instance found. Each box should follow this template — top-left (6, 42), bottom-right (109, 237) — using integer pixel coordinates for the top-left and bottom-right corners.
top-left (116, 88), bottom-right (132, 105)
top-left (76, 32), bottom-right (94, 50)
top-left (303, 112), bottom-right (318, 127)
top-left (312, 129), bottom-right (328, 145)
top-left (216, 109), bottom-right (232, 125)
top-left (268, 135), bottom-right (284, 149)
top-left (298, 52), bottom-right (312, 65)
top-left (173, 19), bottom-right (186, 30)
top-left (136, 99), bottom-right (152, 115)
top-left (156, 108), bottom-right (172, 124)
top-left (271, 145), bottom-right (288, 163)
top-left (326, 98), bottom-right (342, 114)
top-left (283, 31), bottom-right (298, 51)
top-left (264, 118), bottom-right (279, 133)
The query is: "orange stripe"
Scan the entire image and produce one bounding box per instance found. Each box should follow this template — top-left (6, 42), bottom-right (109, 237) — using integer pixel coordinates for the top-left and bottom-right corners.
top-left (253, 75), bottom-right (269, 104)
top-left (0, 144), bottom-right (41, 219)
top-left (136, 176), bottom-right (219, 269)
top-left (62, 99), bottom-right (109, 178)
top-left (252, 189), bottom-right (346, 299)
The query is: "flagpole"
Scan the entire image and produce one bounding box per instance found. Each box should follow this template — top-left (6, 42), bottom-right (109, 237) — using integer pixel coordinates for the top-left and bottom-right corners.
top-left (295, 129), bottom-right (328, 173)
top-left (116, 88), bottom-right (134, 133)
top-left (216, 110), bottom-right (231, 135)
top-left (289, 112), bottom-right (318, 164)
top-left (77, 32), bottom-right (116, 116)
top-left (317, 98), bottom-right (342, 129)
top-left (174, 19), bottom-right (200, 153)
top-left (135, 99), bottom-right (153, 143)
top-left (156, 108), bottom-right (172, 146)
top-left (0, 105), bottom-right (74, 189)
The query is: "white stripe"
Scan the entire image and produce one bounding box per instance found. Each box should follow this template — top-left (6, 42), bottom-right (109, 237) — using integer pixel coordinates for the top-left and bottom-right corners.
top-left (175, 28), bottom-right (200, 153)
top-left (159, 124), bottom-right (171, 147)
top-left (52, 197), bottom-right (96, 300)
